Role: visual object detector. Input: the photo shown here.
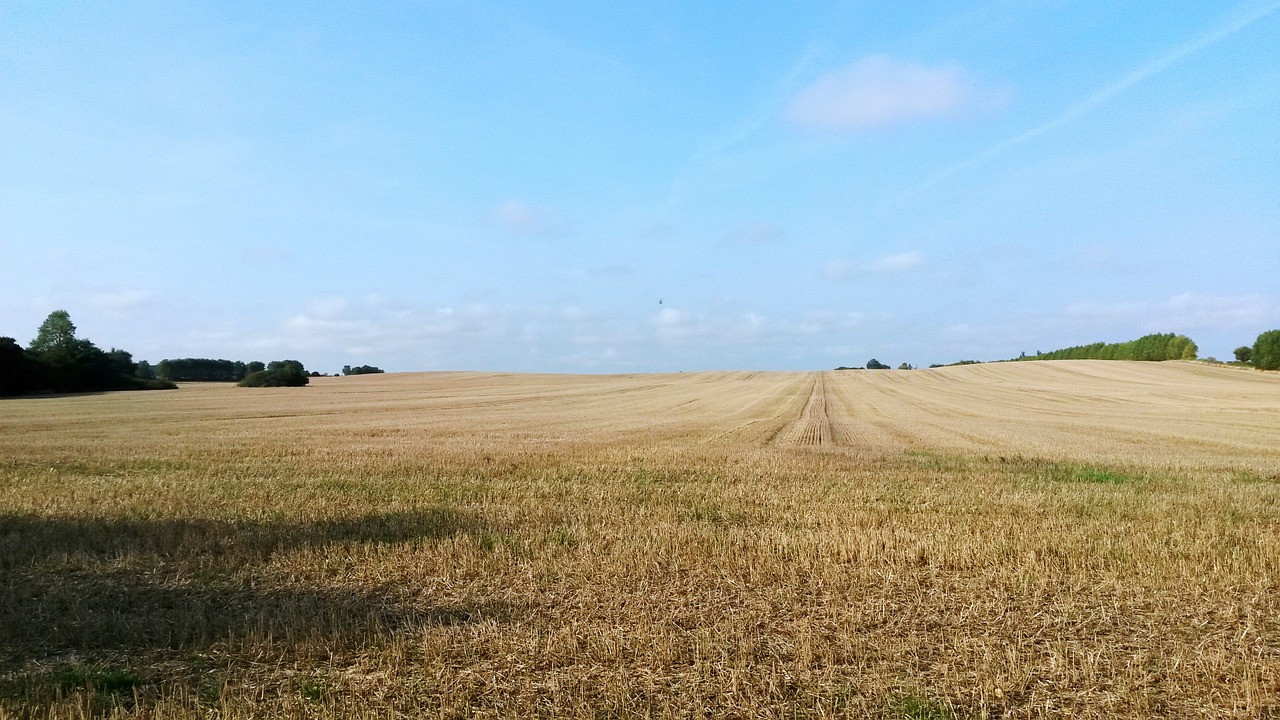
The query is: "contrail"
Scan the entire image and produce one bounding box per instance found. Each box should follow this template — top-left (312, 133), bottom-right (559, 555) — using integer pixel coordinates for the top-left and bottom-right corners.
top-left (893, 1), bottom-right (1280, 204)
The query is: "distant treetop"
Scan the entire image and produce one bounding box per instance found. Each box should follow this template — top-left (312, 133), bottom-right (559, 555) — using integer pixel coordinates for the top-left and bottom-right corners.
top-left (1019, 333), bottom-right (1197, 362)
top-left (343, 364), bottom-right (385, 376)
top-left (1253, 330), bottom-right (1280, 371)
top-left (238, 359), bottom-right (309, 387)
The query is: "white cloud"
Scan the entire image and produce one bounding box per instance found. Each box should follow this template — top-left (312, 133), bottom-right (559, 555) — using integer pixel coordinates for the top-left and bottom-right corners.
top-left (1164, 293), bottom-right (1270, 328)
top-left (787, 55), bottom-right (1000, 131)
top-left (172, 289), bottom-right (1280, 375)
top-left (873, 251), bottom-right (924, 273)
top-left (822, 258), bottom-right (856, 282)
top-left (892, 3), bottom-right (1280, 202)
top-left (494, 198), bottom-right (561, 236)
top-left (823, 251), bottom-right (925, 281)
top-left (88, 290), bottom-right (151, 313)
top-left (796, 311), bottom-right (864, 335)
top-left (652, 307), bottom-right (693, 341)
top-left (1067, 293), bottom-right (1273, 332)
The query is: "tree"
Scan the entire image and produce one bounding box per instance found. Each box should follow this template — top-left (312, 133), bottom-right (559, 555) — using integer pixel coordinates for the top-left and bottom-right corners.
top-left (866, 358), bottom-right (890, 370)
top-left (239, 359), bottom-right (309, 387)
top-left (1234, 346), bottom-right (1253, 364)
top-left (0, 337), bottom-right (41, 396)
top-left (898, 363), bottom-right (914, 370)
top-left (25, 311), bottom-right (114, 391)
top-left (1023, 333), bottom-right (1197, 362)
top-left (343, 364), bottom-right (385, 375)
top-left (3, 311), bottom-right (174, 394)
top-left (105, 348), bottom-right (136, 377)
top-left (156, 358), bottom-right (252, 382)
top-left (28, 310), bottom-right (77, 355)
top-left (1253, 330), bottom-right (1280, 371)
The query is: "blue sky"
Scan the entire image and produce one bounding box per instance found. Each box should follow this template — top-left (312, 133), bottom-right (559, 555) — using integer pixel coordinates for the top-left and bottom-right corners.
top-left (3, 1), bottom-right (1278, 372)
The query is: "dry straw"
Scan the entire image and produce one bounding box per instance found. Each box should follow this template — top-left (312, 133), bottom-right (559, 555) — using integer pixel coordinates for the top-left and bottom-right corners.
top-left (2, 361), bottom-right (1278, 717)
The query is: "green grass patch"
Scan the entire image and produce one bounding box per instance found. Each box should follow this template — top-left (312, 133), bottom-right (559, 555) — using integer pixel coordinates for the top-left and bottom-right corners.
top-left (1037, 462), bottom-right (1143, 485)
top-left (1233, 470), bottom-right (1280, 484)
top-left (1067, 466), bottom-right (1130, 484)
top-left (0, 663), bottom-right (146, 704)
top-left (545, 527), bottom-right (576, 547)
top-left (889, 691), bottom-right (958, 719)
top-left (297, 675), bottom-right (328, 703)
top-left (53, 665), bottom-right (144, 695)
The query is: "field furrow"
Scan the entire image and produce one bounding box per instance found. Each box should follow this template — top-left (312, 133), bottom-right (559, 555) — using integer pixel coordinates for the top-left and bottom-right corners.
top-left (3, 360), bottom-right (1280, 718)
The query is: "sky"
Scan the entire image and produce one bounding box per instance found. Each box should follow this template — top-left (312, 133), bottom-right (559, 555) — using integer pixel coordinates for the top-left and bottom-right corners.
top-left (2, 1), bottom-right (1278, 373)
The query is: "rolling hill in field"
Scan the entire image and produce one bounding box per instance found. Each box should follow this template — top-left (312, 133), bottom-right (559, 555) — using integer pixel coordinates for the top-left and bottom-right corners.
top-left (3, 359), bottom-right (1278, 717)
top-left (252, 360), bottom-right (1278, 471)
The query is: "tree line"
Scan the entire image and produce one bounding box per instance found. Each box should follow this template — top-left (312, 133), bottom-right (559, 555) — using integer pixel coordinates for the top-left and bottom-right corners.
top-left (1, 310), bottom-right (176, 396)
top-left (1234, 330), bottom-right (1280, 371)
top-left (153, 358), bottom-right (312, 386)
top-left (239, 360), bottom-right (310, 387)
top-left (342, 364), bottom-right (384, 375)
top-left (153, 358), bottom-right (264, 382)
top-left (0, 310), bottom-right (333, 396)
top-left (1019, 333), bottom-right (1198, 362)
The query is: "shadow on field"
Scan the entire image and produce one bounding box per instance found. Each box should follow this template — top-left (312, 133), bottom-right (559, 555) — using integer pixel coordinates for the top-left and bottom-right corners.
top-left (0, 509), bottom-right (507, 668)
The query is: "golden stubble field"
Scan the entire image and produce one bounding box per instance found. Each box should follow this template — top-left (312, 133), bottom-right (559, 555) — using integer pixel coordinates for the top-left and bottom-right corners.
top-left (2, 361), bottom-right (1279, 718)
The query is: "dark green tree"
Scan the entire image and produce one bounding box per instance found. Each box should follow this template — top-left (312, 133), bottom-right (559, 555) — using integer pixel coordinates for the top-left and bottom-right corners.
top-left (105, 348), bottom-right (136, 377)
top-left (0, 337), bottom-right (41, 396)
top-left (866, 358), bottom-right (889, 370)
top-left (156, 358), bottom-right (251, 382)
top-left (239, 359), bottom-right (309, 387)
top-left (1253, 330), bottom-right (1280, 371)
top-left (1234, 346), bottom-right (1253, 364)
top-left (5, 312), bottom-right (174, 394)
top-left (25, 311), bottom-right (114, 391)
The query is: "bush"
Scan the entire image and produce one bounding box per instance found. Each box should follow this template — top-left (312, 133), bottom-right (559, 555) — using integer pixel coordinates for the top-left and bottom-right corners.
top-left (238, 360), bottom-right (309, 387)
top-left (1234, 346), bottom-right (1253, 364)
top-left (342, 364), bottom-right (385, 375)
top-left (1253, 330), bottom-right (1280, 371)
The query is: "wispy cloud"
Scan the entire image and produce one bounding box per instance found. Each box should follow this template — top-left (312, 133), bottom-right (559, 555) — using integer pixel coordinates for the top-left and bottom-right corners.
top-left (787, 55), bottom-right (1003, 131)
top-left (822, 259), bottom-right (856, 283)
top-left (873, 251), bottom-right (925, 273)
top-left (824, 251), bottom-right (926, 282)
top-left (493, 198), bottom-right (562, 237)
top-left (1065, 293), bottom-right (1273, 332)
top-left (897, 2), bottom-right (1280, 199)
top-left (88, 289), bottom-right (152, 314)
top-left (660, 44), bottom-right (822, 214)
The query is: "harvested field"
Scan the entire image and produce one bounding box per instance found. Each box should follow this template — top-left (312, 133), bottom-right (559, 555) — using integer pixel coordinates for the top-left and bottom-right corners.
top-left (2, 361), bottom-right (1279, 718)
